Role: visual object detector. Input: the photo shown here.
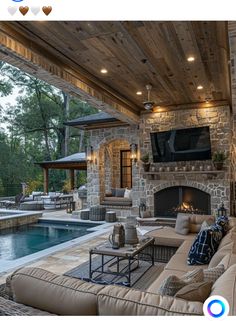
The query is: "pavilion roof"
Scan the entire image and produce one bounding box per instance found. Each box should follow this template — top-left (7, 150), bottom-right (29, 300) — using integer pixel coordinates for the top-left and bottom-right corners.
top-left (65, 112), bottom-right (129, 130)
top-left (37, 152), bottom-right (87, 170)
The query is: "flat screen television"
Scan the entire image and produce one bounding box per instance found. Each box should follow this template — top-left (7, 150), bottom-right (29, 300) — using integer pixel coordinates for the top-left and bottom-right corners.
top-left (150, 126), bottom-right (212, 162)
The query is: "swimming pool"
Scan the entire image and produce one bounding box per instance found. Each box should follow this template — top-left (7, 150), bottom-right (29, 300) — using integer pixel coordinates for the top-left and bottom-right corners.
top-left (0, 221), bottom-right (100, 260)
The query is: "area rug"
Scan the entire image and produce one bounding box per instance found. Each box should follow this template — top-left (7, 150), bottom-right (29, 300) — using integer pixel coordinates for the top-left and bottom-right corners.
top-left (64, 256), bottom-right (165, 290)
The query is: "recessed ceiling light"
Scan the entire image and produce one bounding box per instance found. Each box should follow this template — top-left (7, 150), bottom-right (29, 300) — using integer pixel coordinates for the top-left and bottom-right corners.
top-left (136, 91), bottom-right (142, 95)
top-left (100, 68), bottom-right (108, 74)
top-left (197, 85), bottom-right (203, 90)
top-left (187, 56), bottom-right (195, 62)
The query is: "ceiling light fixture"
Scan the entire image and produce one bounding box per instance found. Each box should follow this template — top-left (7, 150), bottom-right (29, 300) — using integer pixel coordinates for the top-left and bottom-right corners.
top-left (143, 84), bottom-right (155, 111)
top-left (187, 56), bottom-right (195, 62)
top-left (136, 91), bottom-right (142, 95)
top-left (100, 68), bottom-right (108, 74)
top-left (197, 85), bottom-right (203, 90)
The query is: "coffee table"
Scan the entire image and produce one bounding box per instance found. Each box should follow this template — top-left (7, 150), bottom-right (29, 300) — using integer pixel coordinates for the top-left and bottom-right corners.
top-left (89, 237), bottom-right (154, 287)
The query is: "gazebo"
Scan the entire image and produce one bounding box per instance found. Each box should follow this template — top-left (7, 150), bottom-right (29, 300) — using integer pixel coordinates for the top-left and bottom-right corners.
top-left (37, 152), bottom-right (87, 194)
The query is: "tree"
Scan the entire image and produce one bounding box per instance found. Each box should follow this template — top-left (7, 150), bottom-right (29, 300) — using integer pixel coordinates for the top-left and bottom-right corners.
top-left (0, 62), bottom-right (97, 195)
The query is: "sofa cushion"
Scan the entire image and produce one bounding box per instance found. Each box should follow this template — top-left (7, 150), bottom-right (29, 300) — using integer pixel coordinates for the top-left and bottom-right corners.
top-left (208, 243), bottom-right (234, 268)
top-left (115, 188), bottom-right (125, 197)
top-left (101, 197), bottom-right (132, 206)
top-left (176, 240), bottom-right (194, 254)
top-left (218, 252), bottom-right (236, 270)
top-left (210, 264), bottom-right (236, 316)
top-left (203, 264), bottom-right (225, 283)
top-left (175, 281), bottom-right (213, 303)
top-left (187, 225), bottom-right (223, 265)
top-left (97, 285), bottom-right (203, 315)
top-left (0, 296), bottom-right (55, 316)
top-left (229, 217), bottom-right (236, 229)
top-left (189, 214), bottom-right (215, 233)
top-left (175, 214), bottom-right (190, 235)
top-left (218, 227), bottom-right (236, 249)
top-left (166, 253), bottom-right (208, 273)
top-left (147, 227), bottom-right (196, 247)
top-left (8, 267), bottom-right (104, 315)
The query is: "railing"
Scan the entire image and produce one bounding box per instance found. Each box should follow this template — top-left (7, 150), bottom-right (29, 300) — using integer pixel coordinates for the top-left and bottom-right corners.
top-left (0, 184), bottom-right (21, 198)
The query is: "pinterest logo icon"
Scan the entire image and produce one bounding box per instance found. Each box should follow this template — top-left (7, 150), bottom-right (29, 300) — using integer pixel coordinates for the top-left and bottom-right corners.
top-left (203, 296), bottom-right (230, 319)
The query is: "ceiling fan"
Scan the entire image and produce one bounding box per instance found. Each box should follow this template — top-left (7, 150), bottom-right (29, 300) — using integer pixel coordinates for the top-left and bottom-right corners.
top-left (143, 84), bottom-right (155, 111)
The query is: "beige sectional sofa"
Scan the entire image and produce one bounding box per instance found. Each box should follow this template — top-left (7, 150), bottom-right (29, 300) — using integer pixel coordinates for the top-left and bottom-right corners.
top-left (1, 215), bottom-right (236, 316)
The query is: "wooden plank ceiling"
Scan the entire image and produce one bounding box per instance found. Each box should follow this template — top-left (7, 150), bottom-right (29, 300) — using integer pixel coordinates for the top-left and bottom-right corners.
top-left (1, 21), bottom-right (231, 112)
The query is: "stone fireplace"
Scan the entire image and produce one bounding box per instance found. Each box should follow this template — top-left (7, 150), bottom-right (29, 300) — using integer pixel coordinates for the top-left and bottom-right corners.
top-left (140, 105), bottom-right (232, 217)
top-left (154, 186), bottom-right (211, 218)
top-left (86, 104), bottom-right (233, 217)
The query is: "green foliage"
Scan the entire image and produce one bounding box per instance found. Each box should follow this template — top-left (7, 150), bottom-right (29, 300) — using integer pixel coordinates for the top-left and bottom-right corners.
top-left (0, 62), bottom-right (95, 196)
top-left (140, 153), bottom-right (150, 163)
top-left (212, 151), bottom-right (228, 163)
top-left (25, 175), bottom-right (44, 195)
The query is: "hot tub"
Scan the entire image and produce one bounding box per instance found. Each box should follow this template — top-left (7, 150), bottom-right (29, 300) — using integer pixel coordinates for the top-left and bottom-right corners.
top-left (0, 209), bottom-right (43, 230)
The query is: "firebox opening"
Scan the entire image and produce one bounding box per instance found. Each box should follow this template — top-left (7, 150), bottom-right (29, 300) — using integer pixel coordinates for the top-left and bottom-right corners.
top-left (154, 186), bottom-right (211, 218)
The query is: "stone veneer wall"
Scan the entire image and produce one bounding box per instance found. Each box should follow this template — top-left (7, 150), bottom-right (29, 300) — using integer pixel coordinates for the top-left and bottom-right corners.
top-left (87, 105), bottom-right (233, 216)
top-left (0, 213), bottom-right (42, 230)
top-left (139, 106), bottom-right (232, 216)
top-left (87, 126), bottom-right (140, 207)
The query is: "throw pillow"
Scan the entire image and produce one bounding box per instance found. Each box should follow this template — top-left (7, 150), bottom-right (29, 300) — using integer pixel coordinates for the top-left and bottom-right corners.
top-left (175, 214), bottom-right (190, 235)
top-left (200, 220), bottom-right (211, 232)
top-left (115, 188), bottom-right (125, 197)
top-left (215, 215), bottom-right (229, 236)
top-left (175, 281), bottom-right (213, 303)
top-left (158, 275), bottom-right (187, 296)
top-left (124, 188), bottom-right (132, 199)
top-left (141, 210), bottom-right (151, 218)
top-left (158, 269), bottom-right (203, 296)
top-left (111, 188), bottom-right (116, 197)
top-left (203, 264), bottom-right (225, 283)
top-left (187, 225), bottom-right (223, 265)
top-left (182, 268), bottom-right (204, 283)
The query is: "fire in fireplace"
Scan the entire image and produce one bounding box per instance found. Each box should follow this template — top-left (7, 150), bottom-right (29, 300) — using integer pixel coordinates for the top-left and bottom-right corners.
top-left (172, 201), bottom-right (206, 215)
top-left (154, 186), bottom-right (211, 218)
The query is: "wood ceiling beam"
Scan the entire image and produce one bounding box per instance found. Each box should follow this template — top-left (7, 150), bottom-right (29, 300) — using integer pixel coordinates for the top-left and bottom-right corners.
top-left (150, 100), bottom-right (230, 113)
top-left (0, 23), bottom-right (140, 125)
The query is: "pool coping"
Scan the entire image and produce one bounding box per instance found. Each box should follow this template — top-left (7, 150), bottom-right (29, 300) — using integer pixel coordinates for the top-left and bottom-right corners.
top-left (0, 209), bottom-right (43, 221)
top-left (0, 218), bottom-right (113, 274)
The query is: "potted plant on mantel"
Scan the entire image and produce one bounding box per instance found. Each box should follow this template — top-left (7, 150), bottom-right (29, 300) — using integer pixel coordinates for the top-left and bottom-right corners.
top-left (140, 153), bottom-right (150, 172)
top-left (212, 151), bottom-right (228, 170)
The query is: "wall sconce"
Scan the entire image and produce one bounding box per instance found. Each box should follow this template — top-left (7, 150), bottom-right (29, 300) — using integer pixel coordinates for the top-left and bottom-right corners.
top-left (130, 143), bottom-right (138, 163)
top-left (86, 146), bottom-right (94, 164)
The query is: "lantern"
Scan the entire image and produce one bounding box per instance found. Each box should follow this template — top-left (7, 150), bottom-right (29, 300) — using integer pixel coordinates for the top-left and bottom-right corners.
top-left (217, 202), bottom-right (227, 217)
top-left (139, 202), bottom-right (146, 218)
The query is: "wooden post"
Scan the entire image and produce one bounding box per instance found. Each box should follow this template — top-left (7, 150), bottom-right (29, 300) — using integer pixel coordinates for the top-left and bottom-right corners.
top-left (43, 168), bottom-right (49, 194)
top-left (70, 169), bottom-right (75, 190)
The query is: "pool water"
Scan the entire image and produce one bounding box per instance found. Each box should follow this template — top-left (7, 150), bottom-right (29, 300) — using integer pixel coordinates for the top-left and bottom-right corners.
top-left (0, 222), bottom-right (100, 260)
